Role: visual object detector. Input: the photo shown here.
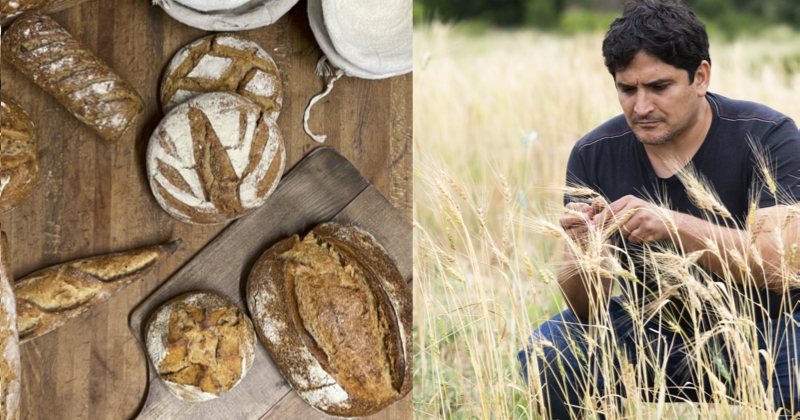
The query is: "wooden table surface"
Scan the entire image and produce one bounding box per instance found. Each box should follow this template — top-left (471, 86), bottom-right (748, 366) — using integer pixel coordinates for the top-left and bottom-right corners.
top-left (0, 1), bottom-right (412, 419)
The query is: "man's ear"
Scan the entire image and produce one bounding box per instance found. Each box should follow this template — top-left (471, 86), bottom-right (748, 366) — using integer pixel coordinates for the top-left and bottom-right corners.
top-left (693, 60), bottom-right (711, 96)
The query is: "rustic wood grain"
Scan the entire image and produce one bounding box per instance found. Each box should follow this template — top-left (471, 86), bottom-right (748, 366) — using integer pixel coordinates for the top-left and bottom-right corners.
top-left (0, 0), bottom-right (412, 418)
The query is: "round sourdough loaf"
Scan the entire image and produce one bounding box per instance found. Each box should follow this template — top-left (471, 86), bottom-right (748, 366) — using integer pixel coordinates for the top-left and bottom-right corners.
top-left (246, 222), bottom-right (412, 417)
top-left (146, 92), bottom-right (285, 225)
top-left (0, 96), bottom-right (38, 214)
top-left (161, 33), bottom-right (283, 119)
top-left (145, 291), bottom-right (256, 402)
top-left (0, 229), bottom-right (21, 420)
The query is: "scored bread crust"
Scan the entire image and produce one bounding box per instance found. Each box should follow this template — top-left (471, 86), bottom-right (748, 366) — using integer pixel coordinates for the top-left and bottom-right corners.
top-left (0, 228), bottom-right (21, 420)
top-left (1, 12), bottom-right (144, 143)
top-left (146, 92), bottom-right (285, 225)
top-left (246, 222), bottom-right (412, 417)
top-left (161, 33), bottom-right (282, 119)
top-left (144, 291), bottom-right (256, 402)
top-left (0, 0), bottom-right (67, 20)
top-left (15, 240), bottom-right (181, 343)
top-left (0, 96), bottom-right (38, 214)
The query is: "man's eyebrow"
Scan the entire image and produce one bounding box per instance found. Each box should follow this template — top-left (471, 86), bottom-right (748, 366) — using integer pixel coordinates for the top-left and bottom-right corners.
top-left (643, 78), bottom-right (673, 87)
top-left (616, 78), bottom-right (673, 89)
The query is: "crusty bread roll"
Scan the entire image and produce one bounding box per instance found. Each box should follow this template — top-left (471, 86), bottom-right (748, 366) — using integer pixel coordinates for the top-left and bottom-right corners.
top-left (145, 291), bottom-right (256, 402)
top-left (0, 96), bottom-right (38, 214)
top-left (1, 12), bottom-right (144, 143)
top-left (15, 240), bottom-right (181, 342)
top-left (0, 228), bottom-right (21, 420)
top-left (246, 222), bottom-right (412, 417)
top-left (161, 33), bottom-right (282, 119)
top-left (146, 92), bottom-right (285, 225)
top-left (0, 0), bottom-right (68, 20)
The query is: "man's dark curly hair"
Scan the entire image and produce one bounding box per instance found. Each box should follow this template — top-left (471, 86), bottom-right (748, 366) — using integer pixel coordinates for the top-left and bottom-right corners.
top-left (602, 0), bottom-right (710, 84)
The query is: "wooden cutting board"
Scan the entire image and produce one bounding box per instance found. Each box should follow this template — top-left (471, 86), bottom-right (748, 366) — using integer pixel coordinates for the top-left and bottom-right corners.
top-left (129, 147), bottom-right (412, 419)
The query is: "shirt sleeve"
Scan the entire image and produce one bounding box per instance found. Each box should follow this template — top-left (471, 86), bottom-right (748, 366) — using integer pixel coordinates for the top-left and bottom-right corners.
top-left (755, 118), bottom-right (800, 208)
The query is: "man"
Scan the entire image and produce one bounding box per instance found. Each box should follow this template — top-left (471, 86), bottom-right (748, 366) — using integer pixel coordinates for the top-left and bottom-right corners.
top-left (518, 1), bottom-right (800, 418)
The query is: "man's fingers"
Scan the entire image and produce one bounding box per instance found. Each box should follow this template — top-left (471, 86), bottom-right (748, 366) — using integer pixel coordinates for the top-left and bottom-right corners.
top-left (560, 215), bottom-right (589, 230)
top-left (565, 202), bottom-right (591, 212)
top-left (594, 196), bottom-right (638, 227)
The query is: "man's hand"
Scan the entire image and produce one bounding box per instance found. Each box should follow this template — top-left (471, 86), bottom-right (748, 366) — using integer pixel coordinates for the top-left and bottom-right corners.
top-left (560, 202), bottom-right (596, 247)
top-left (592, 195), bottom-right (676, 244)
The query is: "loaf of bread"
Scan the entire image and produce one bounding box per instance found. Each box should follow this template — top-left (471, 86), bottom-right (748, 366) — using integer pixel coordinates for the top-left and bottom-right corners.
top-left (1, 12), bottom-right (144, 143)
top-left (0, 228), bottom-right (21, 420)
top-left (161, 33), bottom-right (282, 119)
top-left (0, 96), bottom-right (38, 214)
top-left (146, 92), bottom-right (285, 225)
top-left (145, 291), bottom-right (256, 402)
top-left (246, 222), bottom-right (412, 417)
top-left (0, 0), bottom-right (70, 20)
top-left (15, 239), bottom-right (181, 343)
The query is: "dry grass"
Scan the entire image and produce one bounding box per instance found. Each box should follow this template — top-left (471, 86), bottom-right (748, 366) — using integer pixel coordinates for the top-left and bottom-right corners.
top-left (413, 23), bottom-right (800, 420)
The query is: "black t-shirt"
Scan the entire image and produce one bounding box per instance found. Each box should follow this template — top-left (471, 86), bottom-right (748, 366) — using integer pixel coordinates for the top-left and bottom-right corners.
top-left (565, 92), bottom-right (800, 330)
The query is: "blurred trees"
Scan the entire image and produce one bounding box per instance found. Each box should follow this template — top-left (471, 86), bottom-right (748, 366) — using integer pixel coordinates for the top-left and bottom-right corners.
top-left (414, 0), bottom-right (800, 35)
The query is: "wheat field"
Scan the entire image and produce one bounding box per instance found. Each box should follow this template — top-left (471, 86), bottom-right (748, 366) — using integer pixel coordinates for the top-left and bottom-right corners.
top-left (413, 22), bottom-right (800, 419)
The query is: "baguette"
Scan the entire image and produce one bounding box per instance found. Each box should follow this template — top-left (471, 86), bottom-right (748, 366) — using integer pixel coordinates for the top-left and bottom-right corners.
top-left (16, 239), bottom-right (181, 343)
top-left (246, 222), bottom-right (412, 417)
top-left (1, 12), bottom-right (144, 143)
top-left (0, 228), bottom-right (20, 420)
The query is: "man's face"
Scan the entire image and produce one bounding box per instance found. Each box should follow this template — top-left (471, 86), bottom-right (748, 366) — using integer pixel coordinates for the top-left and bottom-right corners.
top-left (614, 51), bottom-right (708, 146)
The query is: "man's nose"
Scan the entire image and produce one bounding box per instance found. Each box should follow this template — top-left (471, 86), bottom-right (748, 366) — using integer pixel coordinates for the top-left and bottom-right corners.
top-left (633, 90), bottom-right (655, 116)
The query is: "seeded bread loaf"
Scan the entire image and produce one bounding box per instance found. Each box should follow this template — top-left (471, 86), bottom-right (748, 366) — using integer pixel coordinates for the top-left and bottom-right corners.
top-left (15, 240), bottom-right (181, 343)
top-left (246, 222), bottom-right (412, 417)
top-left (161, 33), bottom-right (282, 118)
top-left (0, 228), bottom-right (21, 420)
top-left (145, 291), bottom-right (256, 402)
top-left (1, 12), bottom-right (144, 143)
top-left (0, 0), bottom-right (69, 21)
top-left (146, 92), bottom-right (285, 225)
top-left (0, 96), bottom-right (38, 214)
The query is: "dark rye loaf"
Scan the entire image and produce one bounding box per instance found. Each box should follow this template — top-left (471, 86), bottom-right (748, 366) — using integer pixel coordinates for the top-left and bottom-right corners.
top-left (246, 222), bottom-right (412, 417)
top-left (1, 13), bottom-right (144, 143)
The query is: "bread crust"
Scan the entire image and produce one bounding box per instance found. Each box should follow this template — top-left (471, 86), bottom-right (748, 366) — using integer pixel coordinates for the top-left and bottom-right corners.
top-left (0, 0), bottom-right (66, 20)
top-left (0, 96), bottom-right (38, 214)
top-left (0, 228), bottom-right (21, 420)
top-left (15, 240), bottom-right (181, 343)
top-left (246, 222), bottom-right (412, 417)
top-left (1, 12), bottom-right (144, 143)
top-left (146, 92), bottom-right (285, 225)
top-left (144, 291), bottom-right (256, 402)
top-left (161, 33), bottom-right (283, 119)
